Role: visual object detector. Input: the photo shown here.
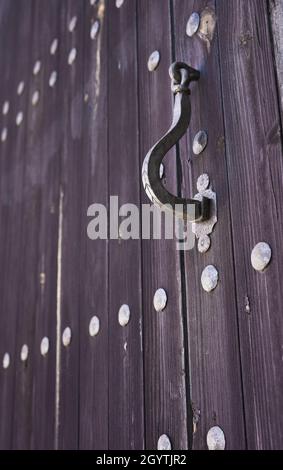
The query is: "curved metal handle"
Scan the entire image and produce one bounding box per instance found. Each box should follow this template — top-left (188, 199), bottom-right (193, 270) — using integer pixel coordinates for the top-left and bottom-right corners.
top-left (142, 62), bottom-right (210, 221)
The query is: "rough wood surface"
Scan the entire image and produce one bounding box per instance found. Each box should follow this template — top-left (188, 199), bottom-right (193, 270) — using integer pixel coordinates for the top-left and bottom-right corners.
top-left (269, 0), bottom-right (283, 116)
top-left (137, 0), bottom-right (189, 450)
top-left (173, 0), bottom-right (246, 450)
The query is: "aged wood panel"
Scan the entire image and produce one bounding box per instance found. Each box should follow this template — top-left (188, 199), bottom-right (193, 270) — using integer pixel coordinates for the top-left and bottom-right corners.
top-left (107, 0), bottom-right (144, 450)
top-left (56, 0), bottom-right (85, 450)
top-left (173, 0), bottom-right (246, 449)
top-left (217, 0), bottom-right (283, 449)
top-left (269, 0), bottom-right (283, 116)
top-left (137, 0), bottom-right (189, 450)
top-left (0, 0), bottom-right (29, 450)
top-left (12, 0), bottom-right (61, 450)
top-left (79, 0), bottom-right (109, 450)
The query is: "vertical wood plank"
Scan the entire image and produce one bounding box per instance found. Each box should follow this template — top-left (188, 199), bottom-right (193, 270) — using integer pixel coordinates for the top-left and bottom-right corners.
top-left (0, 0), bottom-right (30, 450)
top-left (173, 0), bottom-right (246, 449)
top-left (137, 0), bottom-right (189, 450)
top-left (217, 0), bottom-right (283, 449)
top-left (56, 0), bottom-right (85, 450)
top-left (79, 0), bottom-right (109, 450)
top-left (108, 0), bottom-right (144, 450)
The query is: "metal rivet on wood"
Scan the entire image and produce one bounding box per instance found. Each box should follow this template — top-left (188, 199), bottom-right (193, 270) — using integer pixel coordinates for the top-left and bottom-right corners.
top-left (89, 316), bottom-right (100, 337)
top-left (2, 101), bottom-right (9, 115)
top-left (50, 38), bottom-right (58, 55)
top-left (17, 81), bottom-right (25, 96)
top-left (153, 288), bottom-right (167, 312)
top-left (197, 173), bottom-right (210, 192)
top-left (1, 128), bottom-right (8, 143)
top-left (201, 265), bottom-right (218, 292)
top-left (251, 242), bottom-right (272, 272)
top-left (116, 0), bottom-right (124, 8)
top-left (90, 20), bottom-right (100, 40)
top-left (118, 304), bottom-right (130, 326)
top-left (68, 48), bottom-right (77, 66)
top-left (40, 337), bottom-right (49, 356)
top-left (198, 234), bottom-right (211, 253)
top-left (207, 426), bottom-right (225, 450)
top-left (186, 12), bottom-right (200, 37)
top-left (32, 90), bottom-right (40, 106)
top-left (69, 16), bottom-right (77, 33)
top-left (20, 344), bottom-right (29, 362)
top-left (193, 130), bottom-right (208, 155)
top-left (2, 352), bottom-right (10, 369)
top-left (157, 434), bottom-right (171, 450)
top-left (147, 50), bottom-right (160, 72)
top-left (62, 327), bottom-right (72, 347)
top-left (49, 71), bottom-right (57, 88)
top-left (33, 60), bottom-right (41, 76)
top-left (16, 111), bottom-right (24, 126)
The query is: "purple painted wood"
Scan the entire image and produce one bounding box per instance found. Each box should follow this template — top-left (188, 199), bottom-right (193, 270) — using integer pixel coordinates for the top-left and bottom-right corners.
top-left (107, 0), bottom-right (144, 450)
top-left (137, 0), bottom-right (189, 450)
top-left (217, 0), bottom-right (283, 449)
top-left (173, 0), bottom-right (246, 449)
top-left (79, 0), bottom-right (109, 450)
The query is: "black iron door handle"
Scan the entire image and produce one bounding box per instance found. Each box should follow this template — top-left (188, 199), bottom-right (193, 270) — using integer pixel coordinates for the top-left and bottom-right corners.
top-left (142, 62), bottom-right (210, 221)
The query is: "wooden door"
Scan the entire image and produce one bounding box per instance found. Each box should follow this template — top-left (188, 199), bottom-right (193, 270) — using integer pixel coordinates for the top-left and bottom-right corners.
top-left (0, 0), bottom-right (283, 450)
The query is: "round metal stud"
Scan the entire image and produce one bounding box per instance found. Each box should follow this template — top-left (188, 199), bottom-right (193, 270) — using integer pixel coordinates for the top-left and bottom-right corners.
top-left (69, 16), bottom-right (77, 32)
top-left (16, 111), bottom-right (24, 126)
top-left (32, 90), bottom-right (40, 106)
top-left (50, 38), bottom-right (58, 55)
top-left (159, 163), bottom-right (164, 179)
top-left (1, 127), bottom-right (8, 143)
top-left (251, 242), bottom-right (272, 272)
top-left (2, 101), bottom-right (9, 115)
top-left (62, 327), bottom-right (72, 347)
top-left (89, 316), bottom-right (100, 337)
top-left (118, 304), bottom-right (130, 327)
top-left (157, 434), bottom-right (171, 450)
top-left (153, 288), bottom-right (167, 312)
top-left (3, 353), bottom-right (10, 369)
top-left (201, 265), bottom-right (218, 292)
top-left (193, 130), bottom-right (208, 155)
top-left (20, 344), bottom-right (29, 362)
top-left (33, 60), bottom-right (41, 76)
top-left (49, 70), bottom-right (57, 88)
top-left (17, 81), bottom-right (25, 95)
top-left (90, 20), bottom-right (100, 40)
top-left (197, 173), bottom-right (210, 192)
top-left (186, 12), bottom-right (200, 37)
top-left (116, 0), bottom-right (124, 7)
top-left (198, 234), bottom-right (211, 253)
top-left (147, 50), bottom-right (160, 72)
top-left (207, 426), bottom-right (225, 450)
top-left (68, 48), bottom-right (77, 65)
top-left (40, 336), bottom-right (49, 356)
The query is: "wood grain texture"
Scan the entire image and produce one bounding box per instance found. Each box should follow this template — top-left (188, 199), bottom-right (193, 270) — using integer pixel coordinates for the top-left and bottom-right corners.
top-left (79, 0), bottom-right (109, 450)
top-left (137, 0), bottom-right (189, 450)
top-left (107, 0), bottom-right (144, 450)
top-left (269, 0), bottom-right (283, 116)
top-left (0, 0), bottom-right (29, 450)
top-left (173, 0), bottom-right (246, 450)
top-left (217, 0), bottom-right (283, 449)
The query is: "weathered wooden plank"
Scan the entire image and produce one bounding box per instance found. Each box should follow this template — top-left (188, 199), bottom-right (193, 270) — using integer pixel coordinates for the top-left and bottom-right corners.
top-left (107, 0), bottom-right (144, 450)
top-left (173, 0), bottom-right (246, 449)
top-left (217, 0), bottom-right (283, 449)
top-left (56, 0), bottom-right (85, 450)
top-left (137, 0), bottom-right (189, 450)
top-left (0, 0), bottom-right (29, 450)
top-left (269, 0), bottom-right (283, 116)
top-left (27, 0), bottom-right (63, 450)
top-left (79, 0), bottom-right (109, 450)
